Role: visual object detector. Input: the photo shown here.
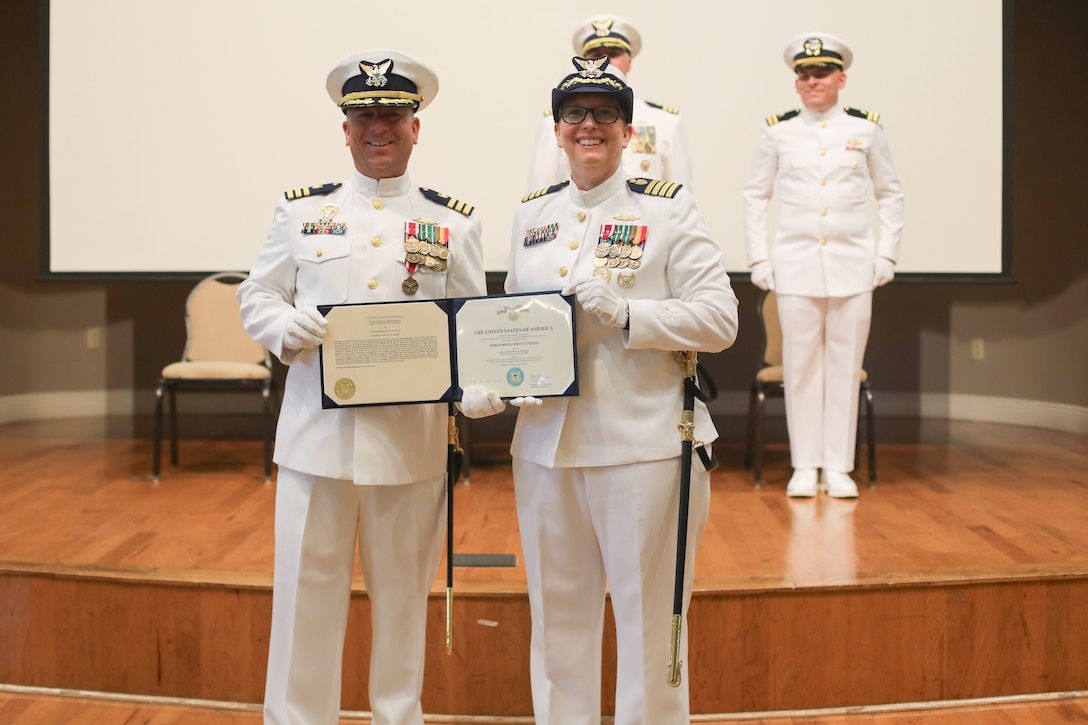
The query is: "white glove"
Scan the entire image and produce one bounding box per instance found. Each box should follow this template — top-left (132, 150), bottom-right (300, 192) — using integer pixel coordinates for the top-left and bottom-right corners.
top-left (457, 384), bottom-right (506, 419)
top-left (568, 276), bottom-right (628, 328)
top-left (873, 257), bottom-right (896, 287)
top-left (283, 305), bottom-right (327, 350)
top-left (750, 262), bottom-right (775, 291)
top-left (511, 397), bottom-right (543, 407)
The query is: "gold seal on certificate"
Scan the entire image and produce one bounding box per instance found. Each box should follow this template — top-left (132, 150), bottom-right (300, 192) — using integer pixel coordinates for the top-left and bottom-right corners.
top-left (334, 377), bottom-right (356, 400)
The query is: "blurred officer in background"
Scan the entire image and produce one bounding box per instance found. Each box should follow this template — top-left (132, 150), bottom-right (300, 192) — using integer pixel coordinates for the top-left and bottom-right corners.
top-left (742, 32), bottom-right (904, 499)
top-left (526, 14), bottom-right (693, 190)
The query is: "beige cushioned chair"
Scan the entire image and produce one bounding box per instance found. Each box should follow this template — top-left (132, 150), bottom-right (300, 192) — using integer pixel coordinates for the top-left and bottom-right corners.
top-left (152, 272), bottom-right (276, 482)
top-left (743, 289), bottom-right (876, 487)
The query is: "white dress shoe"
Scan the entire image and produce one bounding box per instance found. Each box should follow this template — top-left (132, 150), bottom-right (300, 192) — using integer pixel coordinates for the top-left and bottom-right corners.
top-left (786, 468), bottom-right (818, 497)
top-left (823, 470), bottom-right (859, 499)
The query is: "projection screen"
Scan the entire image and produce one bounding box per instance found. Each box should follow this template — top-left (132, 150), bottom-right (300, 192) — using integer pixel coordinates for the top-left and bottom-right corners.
top-left (42, 0), bottom-right (1009, 280)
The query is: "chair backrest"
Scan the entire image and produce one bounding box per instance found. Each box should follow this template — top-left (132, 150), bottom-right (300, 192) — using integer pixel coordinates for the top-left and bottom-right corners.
top-left (757, 289), bottom-right (784, 368)
top-left (183, 272), bottom-right (268, 365)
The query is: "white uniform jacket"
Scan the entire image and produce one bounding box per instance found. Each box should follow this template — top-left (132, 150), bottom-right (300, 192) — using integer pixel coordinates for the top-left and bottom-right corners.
top-left (742, 105), bottom-right (904, 298)
top-left (238, 171), bottom-right (485, 484)
top-left (506, 169), bottom-right (738, 469)
top-left (526, 98), bottom-right (693, 190)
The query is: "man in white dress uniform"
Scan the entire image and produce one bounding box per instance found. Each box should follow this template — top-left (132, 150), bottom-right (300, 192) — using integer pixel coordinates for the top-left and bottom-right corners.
top-left (237, 50), bottom-right (485, 725)
top-left (462, 55), bottom-right (738, 724)
top-left (525, 14), bottom-right (693, 190)
top-left (742, 33), bottom-right (904, 498)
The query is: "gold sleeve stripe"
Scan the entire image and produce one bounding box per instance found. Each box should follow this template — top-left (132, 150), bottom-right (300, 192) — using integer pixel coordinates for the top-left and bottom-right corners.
top-left (449, 198), bottom-right (474, 215)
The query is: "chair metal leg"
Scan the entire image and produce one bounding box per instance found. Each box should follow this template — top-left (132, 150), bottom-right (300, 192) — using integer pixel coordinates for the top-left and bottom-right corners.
top-left (152, 381), bottom-right (165, 482)
top-left (753, 386), bottom-right (766, 487)
top-left (743, 383), bottom-right (757, 471)
top-left (864, 384), bottom-right (876, 486)
top-left (167, 387), bottom-right (179, 467)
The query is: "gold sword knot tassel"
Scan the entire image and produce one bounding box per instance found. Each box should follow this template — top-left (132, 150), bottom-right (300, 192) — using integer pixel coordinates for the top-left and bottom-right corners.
top-left (446, 588), bottom-right (453, 654)
top-left (678, 411), bottom-right (695, 442)
top-left (447, 415), bottom-right (462, 453)
top-left (677, 349), bottom-right (698, 379)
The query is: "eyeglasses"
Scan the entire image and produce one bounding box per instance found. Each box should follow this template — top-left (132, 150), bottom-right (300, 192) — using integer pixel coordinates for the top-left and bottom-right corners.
top-left (559, 106), bottom-right (624, 125)
top-left (796, 66), bottom-right (839, 81)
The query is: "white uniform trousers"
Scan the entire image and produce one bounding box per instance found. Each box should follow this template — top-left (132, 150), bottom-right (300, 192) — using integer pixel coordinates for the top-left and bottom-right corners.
top-left (513, 457), bottom-right (711, 725)
top-left (264, 467), bottom-right (446, 725)
top-left (777, 293), bottom-right (872, 473)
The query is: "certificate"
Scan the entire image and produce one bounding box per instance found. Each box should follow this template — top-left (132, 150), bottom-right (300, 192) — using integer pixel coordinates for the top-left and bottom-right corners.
top-left (454, 292), bottom-right (578, 399)
top-left (318, 292), bottom-right (577, 408)
top-left (319, 299), bottom-right (453, 408)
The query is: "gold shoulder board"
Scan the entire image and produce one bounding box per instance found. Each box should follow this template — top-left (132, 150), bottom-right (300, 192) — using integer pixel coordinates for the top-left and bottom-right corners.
top-left (765, 109), bottom-right (801, 127)
top-left (645, 100), bottom-right (680, 115)
top-left (419, 187), bottom-right (475, 216)
top-left (521, 181), bottom-right (570, 203)
top-left (844, 107), bottom-right (881, 124)
top-left (284, 183), bottom-right (342, 201)
top-left (626, 178), bottom-right (683, 199)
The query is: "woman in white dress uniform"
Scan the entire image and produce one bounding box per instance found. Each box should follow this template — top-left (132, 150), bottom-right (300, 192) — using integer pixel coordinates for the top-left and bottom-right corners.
top-left (462, 55), bottom-right (738, 725)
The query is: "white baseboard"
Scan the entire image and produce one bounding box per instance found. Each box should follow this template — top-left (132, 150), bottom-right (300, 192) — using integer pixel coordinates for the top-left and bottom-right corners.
top-left (0, 390), bottom-right (135, 425)
top-left (709, 391), bottom-right (1088, 435)
top-left (2, 390), bottom-right (1086, 435)
top-left (881, 392), bottom-right (1088, 435)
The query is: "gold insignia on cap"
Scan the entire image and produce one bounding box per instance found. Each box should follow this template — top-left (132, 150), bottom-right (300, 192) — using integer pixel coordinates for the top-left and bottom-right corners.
top-left (592, 19), bottom-right (614, 37)
top-left (574, 56), bottom-right (609, 79)
top-left (804, 38), bottom-right (823, 57)
top-left (360, 59), bottom-right (393, 88)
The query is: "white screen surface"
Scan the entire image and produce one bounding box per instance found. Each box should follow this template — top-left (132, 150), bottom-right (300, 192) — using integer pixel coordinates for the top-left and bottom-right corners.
top-left (47, 0), bottom-right (1005, 276)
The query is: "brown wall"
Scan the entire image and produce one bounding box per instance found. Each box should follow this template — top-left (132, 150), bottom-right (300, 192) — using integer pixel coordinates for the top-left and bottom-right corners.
top-left (1, 1), bottom-right (1085, 432)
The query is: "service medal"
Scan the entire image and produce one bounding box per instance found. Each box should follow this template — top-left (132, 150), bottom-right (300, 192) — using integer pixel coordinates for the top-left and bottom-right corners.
top-left (402, 276), bottom-right (419, 295)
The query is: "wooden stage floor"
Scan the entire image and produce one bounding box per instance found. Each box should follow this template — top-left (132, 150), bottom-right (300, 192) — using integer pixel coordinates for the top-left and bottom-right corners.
top-left (0, 415), bottom-right (1086, 719)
